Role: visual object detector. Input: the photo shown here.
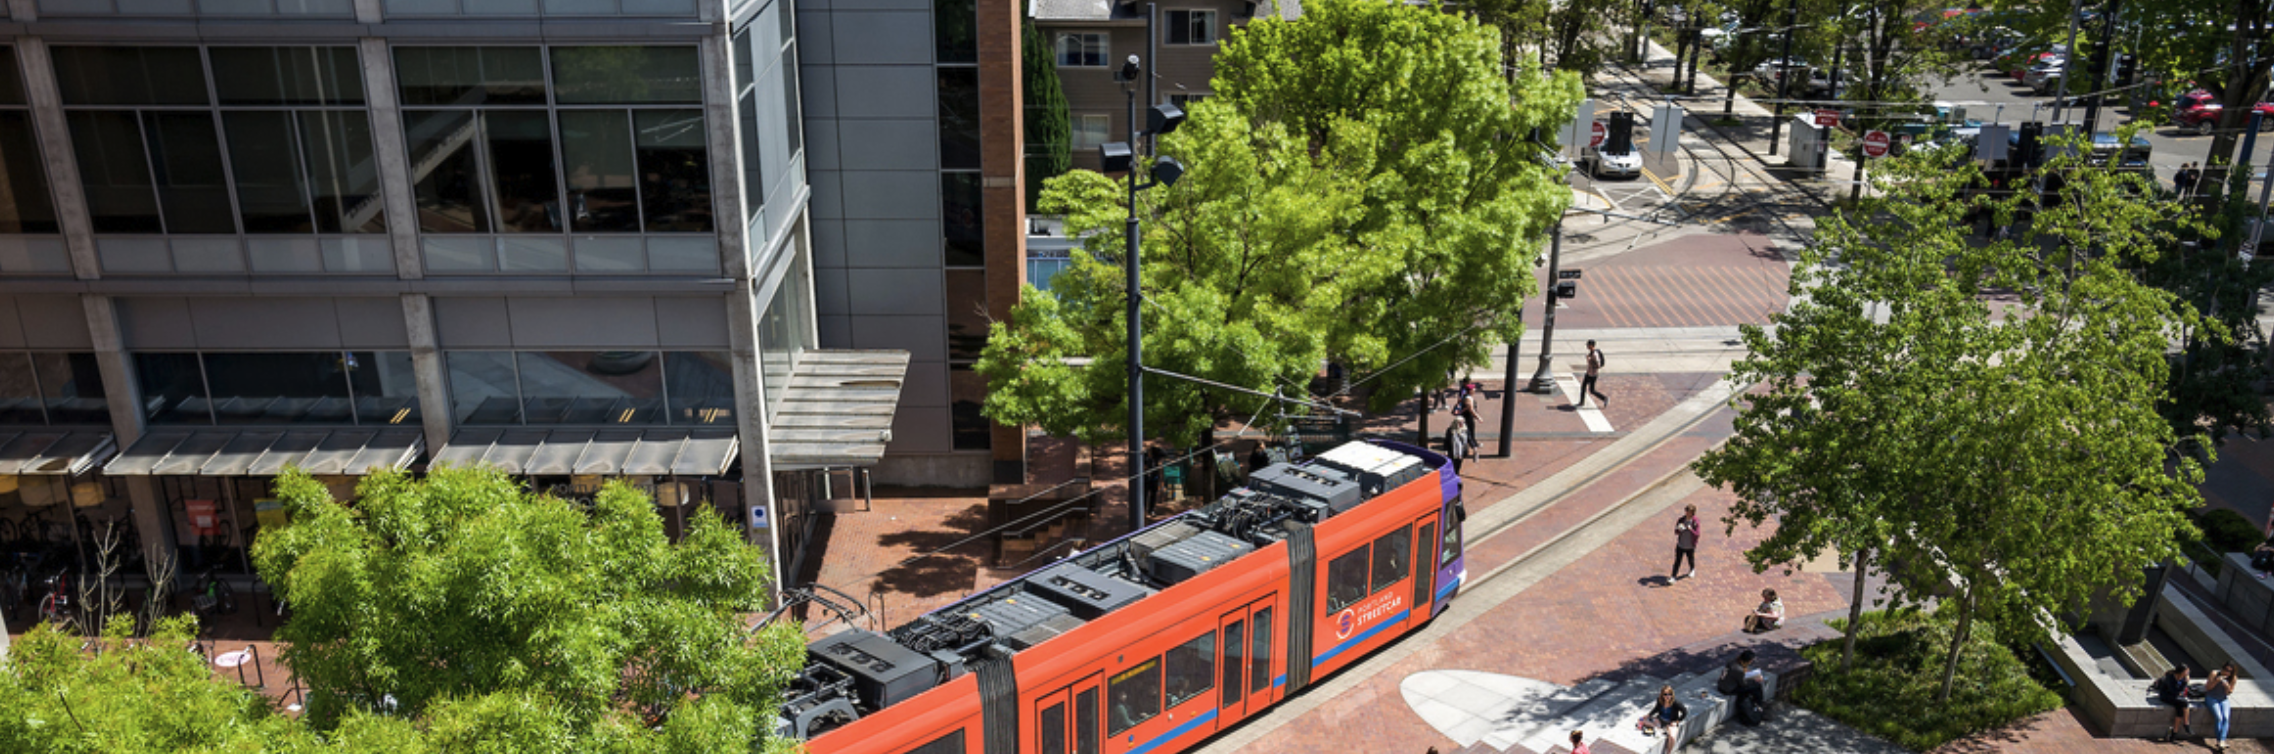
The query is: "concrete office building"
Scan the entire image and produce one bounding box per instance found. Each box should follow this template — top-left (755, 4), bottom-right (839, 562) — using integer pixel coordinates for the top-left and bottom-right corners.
top-left (0, 0), bottom-right (917, 588)
top-left (797, 0), bottom-right (1027, 488)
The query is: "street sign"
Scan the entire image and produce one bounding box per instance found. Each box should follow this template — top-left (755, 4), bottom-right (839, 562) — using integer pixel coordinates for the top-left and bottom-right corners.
top-left (1557, 269), bottom-right (1583, 279)
top-left (1862, 130), bottom-right (1892, 158)
top-left (1648, 104), bottom-right (1685, 157)
top-left (1814, 109), bottom-right (1840, 127)
top-left (1589, 120), bottom-right (1607, 148)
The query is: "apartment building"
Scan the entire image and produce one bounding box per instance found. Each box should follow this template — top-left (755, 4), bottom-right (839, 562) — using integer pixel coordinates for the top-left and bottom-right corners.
top-left (1031, 0), bottom-right (1295, 172)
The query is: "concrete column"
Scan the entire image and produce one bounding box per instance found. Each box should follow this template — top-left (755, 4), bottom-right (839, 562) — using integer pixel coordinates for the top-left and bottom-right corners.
top-left (5, 0), bottom-right (35, 21)
top-left (18, 40), bottom-right (98, 280)
top-left (727, 280), bottom-right (783, 601)
top-left (399, 294), bottom-right (453, 455)
top-left (81, 295), bottom-right (176, 568)
top-left (359, 38), bottom-right (424, 280)
top-left (978, 1), bottom-right (1028, 483)
top-left (699, 33), bottom-right (751, 281)
top-left (352, 0), bottom-right (380, 23)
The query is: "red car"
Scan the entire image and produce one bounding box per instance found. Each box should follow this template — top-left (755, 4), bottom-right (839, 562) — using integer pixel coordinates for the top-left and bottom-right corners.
top-left (2171, 90), bottom-right (2274, 135)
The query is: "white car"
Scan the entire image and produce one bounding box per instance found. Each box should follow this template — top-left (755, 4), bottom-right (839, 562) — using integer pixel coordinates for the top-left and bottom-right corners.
top-left (1588, 147), bottom-right (1643, 179)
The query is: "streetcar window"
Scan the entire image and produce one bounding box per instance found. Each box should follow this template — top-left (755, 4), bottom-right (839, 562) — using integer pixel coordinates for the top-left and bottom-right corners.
top-left (1075, 687), bottom-right (1099, 754)
top-left (904, 729), bottom-right (966, 754)
top-left (1326, 547), bottom-right (1370, 612)
top-left (1250, 607), bottom-right (1273, 693)
top-left (1441, 506), bottom-right (1463, 568)
top-left (1107, 657), bottom-right (1162, 736)
top-left (1370, 527), bottom-right (1411, 594)
top-left (1222, 619), bottom-right (1246, 706)
top-left (1041, 702), bottom-right (1066, 754)
top-left (1165, 630), bottom-right (1216, 706)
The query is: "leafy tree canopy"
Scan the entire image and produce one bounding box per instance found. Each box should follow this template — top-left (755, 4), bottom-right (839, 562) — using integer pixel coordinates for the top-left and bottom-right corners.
top-left (1696, 132), bottom-right (2210, 702)
top-left (250, 467), bottom-right (805, 742)
top-left (979, 0), bottom-right (1582, 445)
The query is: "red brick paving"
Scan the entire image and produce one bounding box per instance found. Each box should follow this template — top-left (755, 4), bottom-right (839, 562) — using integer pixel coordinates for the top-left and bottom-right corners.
top-left (1517, 232), bottom-right (1790, 331)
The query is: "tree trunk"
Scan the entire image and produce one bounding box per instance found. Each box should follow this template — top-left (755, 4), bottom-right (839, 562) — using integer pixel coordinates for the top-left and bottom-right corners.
top-left (1841, 547), bottom-right (1872, 670)
top-left (1937, 580), bottom-right (1976, 703)
top-left (1724, 74), bottom-right (1739, 116)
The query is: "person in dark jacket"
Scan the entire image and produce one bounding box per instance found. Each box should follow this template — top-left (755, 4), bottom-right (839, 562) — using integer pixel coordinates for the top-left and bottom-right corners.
top-left (1638, 685), bottom-right (1687, 753)
top-left (1718, 649), bottom-right (1767, 722)
top-left (2155, 665), bottom-right (2193, 742)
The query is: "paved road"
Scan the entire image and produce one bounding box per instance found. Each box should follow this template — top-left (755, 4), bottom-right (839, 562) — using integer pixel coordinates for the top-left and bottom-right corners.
top-left (1922, 63), bottom-right (2225, 185)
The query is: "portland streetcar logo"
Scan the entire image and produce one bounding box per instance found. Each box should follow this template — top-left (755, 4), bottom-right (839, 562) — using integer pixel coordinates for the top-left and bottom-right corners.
top-left (1335, 608), bottom-right (1358, 639)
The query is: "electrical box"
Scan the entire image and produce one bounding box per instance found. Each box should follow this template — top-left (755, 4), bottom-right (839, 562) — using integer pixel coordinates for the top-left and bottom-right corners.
top-left (1148, 530), bottom-right (1257, 585)
top-left (1786, 115), bottom-right (1827, 175)
top-left (809, 630), bottom-right (941, 710)
top-left (1026, 562), bottom-right (1153, 619)
top-left (1250, 463), bottom-right (1361, 513)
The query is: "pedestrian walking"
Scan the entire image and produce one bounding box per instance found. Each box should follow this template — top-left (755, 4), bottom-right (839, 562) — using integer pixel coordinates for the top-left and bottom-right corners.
top-left (1578, 340), bottom-right (1608, 407)
top-left (1144, 445), bottom-right (1166, 508)
top-left (1445, 422), bottom-right (1469, 475)
top-left (1246, 444), bottom-right (1272, 483)
top-left (2175, 162), bottom-right (2199, 196)
top-left (1671, 504), bottom-right (1701, 581)
top-left (1455, 382), bottom-right (1482, 443)
top-left (2206, 663), bottom-right (2236, 751)
top-left (2155, 665), bottom-right (2193, 742)
top-left (1568, 730), bottom-right (1592, 754)
top-left (1636, 685), bottom-right (1687, 754)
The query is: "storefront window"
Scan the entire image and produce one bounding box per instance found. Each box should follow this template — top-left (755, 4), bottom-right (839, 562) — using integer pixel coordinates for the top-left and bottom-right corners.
top-left (516, 351), bottom-right (666, 425)
top-left (664, 351), bottom-right (734, 425)
top-left (135, 351), bottom-right (415, 426)
top-left (446, 350), bottom-right (520, 424)
top-left (201, 352), bottom-right (354, 424)
top-left (0, 353), bottom-right (42, 424)
top-left (34, 353), bottom-right (108, 425)
top-left (136, 352), bottom-right (211, 425)
top-left (348, 351), bottom-right (422, 426)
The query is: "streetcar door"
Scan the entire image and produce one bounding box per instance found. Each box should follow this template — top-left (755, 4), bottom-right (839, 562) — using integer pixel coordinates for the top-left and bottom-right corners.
top-left (1037, 687), bottom-right (1072, 754)
top-left (1216, 607), bottom-right (1250, 723)
top-left (1414, 514), bottom-right (1438, 616)
top-left (1244, 599), bottom-right (1279, 711)
top-left (1064, 674), bottom-right (1102, 754)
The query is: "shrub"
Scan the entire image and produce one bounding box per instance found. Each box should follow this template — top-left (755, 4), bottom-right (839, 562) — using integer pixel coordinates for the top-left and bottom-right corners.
top-left (1795, 606), bottom-right (2063, 751)
top-left (2194, 507), bottom-right (2262, 553)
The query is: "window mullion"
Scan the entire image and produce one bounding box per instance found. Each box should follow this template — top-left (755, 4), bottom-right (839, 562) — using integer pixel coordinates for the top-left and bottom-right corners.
top-left (285, 109), bottom-right (321, 233)
top-left (25, 353), bottom-right (48, 426)
top-left (131, 111), bottom-right (169, 238)
top-left (340, 350), bottom-right (359, 425)
top-left (624, 108), bottom-right (645, 234)
top-left (193, 353), bottom-right (217, 425)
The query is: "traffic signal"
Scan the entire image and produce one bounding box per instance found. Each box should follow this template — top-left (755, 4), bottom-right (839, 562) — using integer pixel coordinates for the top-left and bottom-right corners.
top-left (1607, 112), bottom-right (1635, 154)
top-left (2018, 121), bottom-right (2042, 167)
top-left (2116, 54), bottom-right (2137, 84)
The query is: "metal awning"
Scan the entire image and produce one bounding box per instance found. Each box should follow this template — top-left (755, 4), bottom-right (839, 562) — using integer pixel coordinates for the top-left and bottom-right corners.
top-left (0, 431), bottom-right (116, 475)
top-left (432, 428), bottom-right (739, 477)
top-left (104, 429), bottom-right (424, 477)
top-left (769, 349), bottom-right (908, 471)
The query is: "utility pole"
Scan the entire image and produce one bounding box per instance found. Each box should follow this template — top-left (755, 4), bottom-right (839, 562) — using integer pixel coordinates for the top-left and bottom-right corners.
top-left (1768, 0), bottom-right (1799, 155)
top-left (2051, 0), bottom-right (2084, 125)
top-left (1125, 6), bottom-right (1156, 534)
top-left (2080, 0), bottom-right (2119, 134)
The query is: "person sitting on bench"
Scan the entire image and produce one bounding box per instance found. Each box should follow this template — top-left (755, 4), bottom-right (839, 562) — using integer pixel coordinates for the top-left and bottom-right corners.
top-left (1718, 649), bottom-right (1768, 723)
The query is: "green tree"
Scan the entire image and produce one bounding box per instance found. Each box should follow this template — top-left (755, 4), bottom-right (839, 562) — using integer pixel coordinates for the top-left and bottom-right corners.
top-left (250, 467), bottom-right (806, 741)
top-left (0, 618), bottom-right (315, 753)
top-left (1696, 134), bottom-right (2210, 702)
top-left (1023, 18), bottom-right (1072, 208)
top-left (2144, 178), bottom-right (2274, 447)
top-left (978, 0), bottom-right (1582, 446)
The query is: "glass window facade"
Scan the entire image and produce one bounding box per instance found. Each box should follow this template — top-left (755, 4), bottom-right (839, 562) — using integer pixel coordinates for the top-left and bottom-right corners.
top-left (0, 352), bottom-right (107, 426)
top-left (56, 46), bottom-right (385, 239)
top-left (758, 253), bottom-right (810, 419)
top-left (937, 68), bottom-right (980, 170)
top-left (1166, 10), bottom-right (1217, 45)
top-left (398, 45), bottom-right (717, 274)
top-left (133, 351), bottom-right (420, 426)
top-left (447, 350), bottom-right (736, 426)
top-left (0, 49), bottom-right (57, 238)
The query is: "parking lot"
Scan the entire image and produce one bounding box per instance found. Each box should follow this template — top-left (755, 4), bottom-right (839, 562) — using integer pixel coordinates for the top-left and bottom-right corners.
top-left (1924, 62), bottom-right (2227, 186)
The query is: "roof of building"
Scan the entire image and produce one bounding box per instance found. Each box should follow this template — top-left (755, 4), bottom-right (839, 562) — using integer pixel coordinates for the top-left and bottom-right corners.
top-left (1026, 0), bottom-right (1301, 23)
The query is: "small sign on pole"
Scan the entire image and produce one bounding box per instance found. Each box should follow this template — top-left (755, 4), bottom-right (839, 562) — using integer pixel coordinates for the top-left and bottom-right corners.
top-left (1589, 120), bottom-right (1607, 148)
top-left (1814, 109), bottom-right (1841, 127)
top-left (1862, 130), bottom-right (1892, 158)
top-left (1648, 104), bottom-right (1685, 157)
top-left (1557, 269), bottom-right (1583, 279)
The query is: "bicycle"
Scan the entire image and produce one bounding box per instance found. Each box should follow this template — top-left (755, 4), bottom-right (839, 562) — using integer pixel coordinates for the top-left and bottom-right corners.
top-left (188, 568), bottom-right (238, 622)
top-left (34, 566), bottom-right (71, 626)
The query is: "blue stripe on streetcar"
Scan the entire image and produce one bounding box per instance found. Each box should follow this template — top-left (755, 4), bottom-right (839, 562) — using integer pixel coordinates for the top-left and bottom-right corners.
top-left (1273, 673), bottom-right (1286, 688)
top-left (1126, 708), bottom-right (1220, 754)
top-left (1435, 576), bottom-right (1461, 603)
top-left (1311, 609), bottom-right (1410, 668)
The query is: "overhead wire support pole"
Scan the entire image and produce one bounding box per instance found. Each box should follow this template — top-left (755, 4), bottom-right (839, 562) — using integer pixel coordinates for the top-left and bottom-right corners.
top-left (1123, 6), bottom-right (1154, 535)
top-left (1768, 0), bottom-right (1798, 156)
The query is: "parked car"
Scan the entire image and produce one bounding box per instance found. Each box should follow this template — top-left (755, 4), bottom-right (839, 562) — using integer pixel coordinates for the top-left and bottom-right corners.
top-left (1968, 26), bottom-right (2021, 59)
top-left (1755, 58), bottom-right (1840, 97)
top-left (2023, 60), bottom-right (2067, 93)
top-left (2086, 132), bottom-right (2153, 170)
top-left (2171, 90), bottom-right (2274, 135)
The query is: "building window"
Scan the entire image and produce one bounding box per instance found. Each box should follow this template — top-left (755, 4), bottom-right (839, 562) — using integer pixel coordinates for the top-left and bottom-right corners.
top-left (445, 350), bottom-right (735, 426)
top-left (0, 352), bottom-right (109, 426)
top-left (0, 49), bottom-right (57, 240)
top-left (942, 173), bottom-right (984, 267)
top-left (132, 351), bottom-right (418, 426)
top-left (396, 46), bottom-right (714, 254)
top-left (1071, 113), bottom-right (1111, 150)
top-left (1055, 33), bottom-right (1107, 67)
top-left (1166, 10), bottom-right (1217, 45)
top-left (935, 0), bottom-right (977, 64)
top-left (949, 364), bottom-right (990, 450)
top-left (55, 46), bottom-right (383, 238)
top-left (1168, 93), bottom-right (1209, 110)
top-left (938, 68), bottom-right (980, 170)
top-left (758, 252), bottom-right (811, 419)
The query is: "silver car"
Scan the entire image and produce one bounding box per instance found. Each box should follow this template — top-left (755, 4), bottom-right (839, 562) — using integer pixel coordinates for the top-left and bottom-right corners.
top-left (1587, 146), bottom-right (1643, 179)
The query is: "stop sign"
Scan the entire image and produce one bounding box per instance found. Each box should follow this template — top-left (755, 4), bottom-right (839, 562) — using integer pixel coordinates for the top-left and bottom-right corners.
top-left (1814, 109), bottom-right (1840, 127)
top-left (1589, 120), bottom-right (1606, 148)
top-left (1862, 130), bottom-right (1892, 158)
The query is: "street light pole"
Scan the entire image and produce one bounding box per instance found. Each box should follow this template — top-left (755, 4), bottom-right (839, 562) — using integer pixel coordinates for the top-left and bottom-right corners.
top-left (1124, 81), bottom-right (1146, 534)
top-left (1768, 0), bottom-right (1798, 155)
top-left (1527, 219), bottom-right (1565, 395)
